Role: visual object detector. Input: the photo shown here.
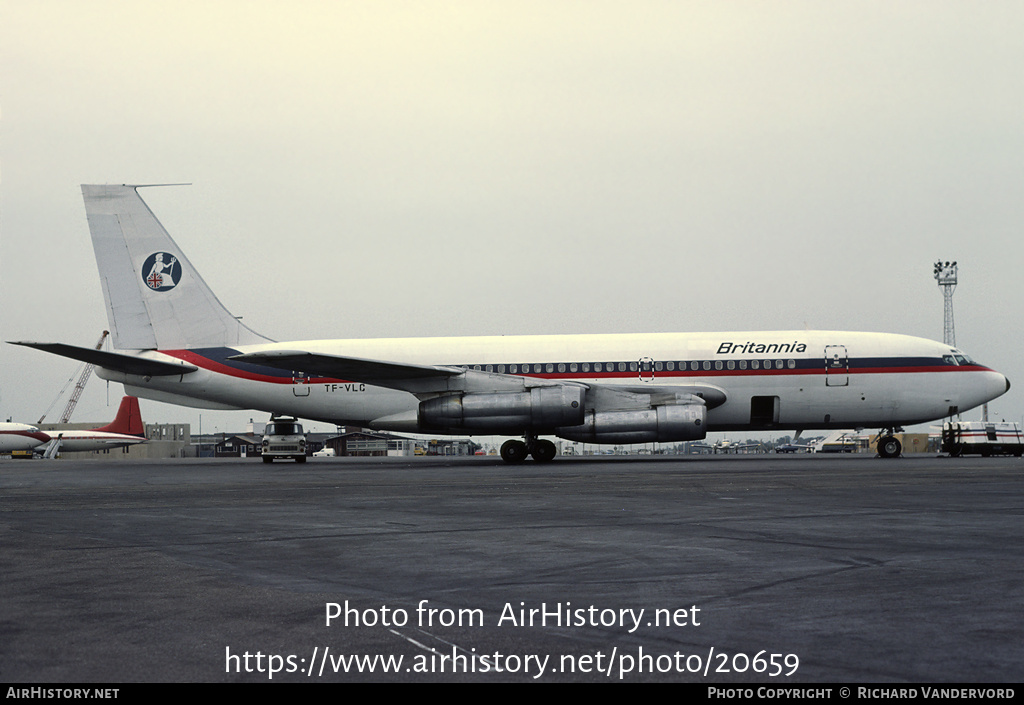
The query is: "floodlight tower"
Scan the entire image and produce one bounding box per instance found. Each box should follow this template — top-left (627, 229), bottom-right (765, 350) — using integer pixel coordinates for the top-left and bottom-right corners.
top-left (933, 260), bottom-right (957, 347)
top-left (934, 260), bottom-right (983, 420)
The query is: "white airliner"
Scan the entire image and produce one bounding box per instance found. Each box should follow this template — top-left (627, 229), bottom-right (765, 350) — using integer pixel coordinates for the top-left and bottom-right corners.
top-left (1, 396), bottom-right (145, 455)
top-left (9, 184), bottom-right (1011, 463)
top-left (37, 396), bottom-right (147, 454)
top-left (0, 422), bottom-right (51, 452)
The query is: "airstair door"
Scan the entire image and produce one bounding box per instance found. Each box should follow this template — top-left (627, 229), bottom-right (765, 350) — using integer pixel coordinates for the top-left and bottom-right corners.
top-left (292, 371), bottom-right (311, 396)
top-left (825, 345), bottom-right (849, 387)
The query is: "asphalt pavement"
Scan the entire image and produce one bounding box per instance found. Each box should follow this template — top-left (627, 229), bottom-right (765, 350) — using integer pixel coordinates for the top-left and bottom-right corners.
top-left (1, 453), bottom-right (1021, 683)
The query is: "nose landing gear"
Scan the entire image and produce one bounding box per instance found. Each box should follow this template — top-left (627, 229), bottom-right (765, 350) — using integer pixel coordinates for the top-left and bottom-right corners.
top-left (876, 428), bottom-right (904, 458)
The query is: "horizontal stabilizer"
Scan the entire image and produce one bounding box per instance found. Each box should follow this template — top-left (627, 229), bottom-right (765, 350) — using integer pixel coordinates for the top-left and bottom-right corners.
top-left (8, 341), bottom-right (197, 377)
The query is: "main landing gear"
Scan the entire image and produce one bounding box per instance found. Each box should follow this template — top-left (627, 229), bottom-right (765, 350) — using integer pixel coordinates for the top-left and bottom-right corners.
top-left (876, 428), bottom-right (904, 458)
top-left (500, 435), bottom-right (557, 464)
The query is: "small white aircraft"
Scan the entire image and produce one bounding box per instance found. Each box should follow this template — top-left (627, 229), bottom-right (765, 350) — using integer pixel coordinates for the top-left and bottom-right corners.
top-left (37, 396), bottom-right (147, 455)
top-left (0, 422), bottom-right (51, 452)
top-left (712, 439), bottom-right (761, 454)
top-left (10, 185), bottom-right (1011, 463)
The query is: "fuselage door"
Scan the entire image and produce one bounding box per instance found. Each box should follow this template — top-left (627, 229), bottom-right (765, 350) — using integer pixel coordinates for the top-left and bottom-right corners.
top-left (825, 345), bottom-right (849, 387)
top-left (639, 357), bottom-right (655, 382)
top-left (292, 370), bottom-right (311, 396)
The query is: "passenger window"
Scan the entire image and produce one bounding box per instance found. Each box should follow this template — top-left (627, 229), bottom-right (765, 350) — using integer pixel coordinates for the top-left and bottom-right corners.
top-left (570, 363), bottom-right (577, 372)
top-left (739, 360), bottom-right (747, 370)
top-left (787, 359), bottom-right (795, 369)
top-left (582, 363), bottom-right (590, 372)
top-left (595, 362), bottom-right (603, 372)
top-left (702, 361), bottom-right (711, 371)
top-left (691, 361), bottom-right (699, 371)
top-left (775, 360), bottom-right (784, 369)
top-left (727, 360), bottom-right (735, 370)
top-left (666, 361), bottom-right (675, 371)
top-left (752, 360), bottom-right (759, 369)
top-left (715, 361), bottom-right (723, 370)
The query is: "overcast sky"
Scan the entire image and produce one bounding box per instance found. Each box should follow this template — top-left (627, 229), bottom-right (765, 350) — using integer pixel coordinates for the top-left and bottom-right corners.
top-left (2, 1), bottom-right (1022, 435)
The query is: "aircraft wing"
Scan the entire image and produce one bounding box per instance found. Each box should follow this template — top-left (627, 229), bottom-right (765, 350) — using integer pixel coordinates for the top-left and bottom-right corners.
top-left (229, 350), bottom-right (461, 381)
top-left (229, 350), bottom-right (522, 395)
top-left (8, 341), bottom-right (198, 377)
top-left (229, 350), bottom-right (727, 407)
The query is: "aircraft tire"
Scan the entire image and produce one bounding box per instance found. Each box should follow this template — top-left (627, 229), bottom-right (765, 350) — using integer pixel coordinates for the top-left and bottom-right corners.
top-left (878, 436), bottom-right (902, 458)
top-left (500, 440), bottom-right (529, 464)
top-left (531, 439), bottom-right (557, 463)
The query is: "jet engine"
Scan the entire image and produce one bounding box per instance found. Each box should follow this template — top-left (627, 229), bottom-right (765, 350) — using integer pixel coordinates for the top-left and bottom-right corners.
top-left (419, 386), bottom-right (586, 432)
top-left (556, 403), bottom-right (706, 444)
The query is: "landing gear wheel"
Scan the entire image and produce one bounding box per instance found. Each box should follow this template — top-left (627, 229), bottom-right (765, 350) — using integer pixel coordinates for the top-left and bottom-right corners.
top-left (531, 439), bottom-right (557, 463)
top-left (878, 435), bottom-right (902, 458)
top-left (500, 440), bottom-right (529, 464)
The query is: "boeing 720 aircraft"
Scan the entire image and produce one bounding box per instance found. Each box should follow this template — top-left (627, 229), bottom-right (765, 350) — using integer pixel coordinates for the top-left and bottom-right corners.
top-left (10, 184), bottom-right (1011, 462)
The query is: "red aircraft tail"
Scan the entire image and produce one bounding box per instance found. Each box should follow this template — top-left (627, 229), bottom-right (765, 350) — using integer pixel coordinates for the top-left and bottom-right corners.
top-left (92, 396), bottom-right (145, 436)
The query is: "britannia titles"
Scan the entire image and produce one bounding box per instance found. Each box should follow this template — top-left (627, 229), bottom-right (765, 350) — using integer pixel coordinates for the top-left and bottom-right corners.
top-left (716, 341), bottom-right (807, 355)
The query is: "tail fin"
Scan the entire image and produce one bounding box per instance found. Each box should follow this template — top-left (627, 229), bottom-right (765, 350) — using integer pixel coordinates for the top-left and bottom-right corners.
top-left (92, 396), bottom-right (145, 436)
top-left (83, 184), bottom-right (272, 350)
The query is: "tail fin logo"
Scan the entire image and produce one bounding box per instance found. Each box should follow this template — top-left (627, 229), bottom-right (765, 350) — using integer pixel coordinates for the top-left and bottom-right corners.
top-left (142, 252), bottom-right (181, 291)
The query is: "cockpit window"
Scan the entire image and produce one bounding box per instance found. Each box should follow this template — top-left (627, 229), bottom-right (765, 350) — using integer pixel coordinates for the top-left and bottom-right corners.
top-left (942, 355), bottom-right (957, 366)
top-left (950, 349), bottom-right (977, 365)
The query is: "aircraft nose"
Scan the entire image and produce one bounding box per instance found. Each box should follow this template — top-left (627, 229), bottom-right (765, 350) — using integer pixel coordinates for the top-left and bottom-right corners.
top-left (992, 371), bottom-right (1010, 400)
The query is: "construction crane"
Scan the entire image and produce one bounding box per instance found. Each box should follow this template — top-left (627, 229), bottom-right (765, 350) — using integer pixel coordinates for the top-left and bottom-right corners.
top-left (37, 331), bottom-right (109, 424)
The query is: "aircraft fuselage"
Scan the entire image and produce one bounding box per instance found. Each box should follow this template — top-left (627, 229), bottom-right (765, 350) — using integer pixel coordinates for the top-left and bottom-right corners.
top-left (96, 330), bottom-right (1008, 435)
